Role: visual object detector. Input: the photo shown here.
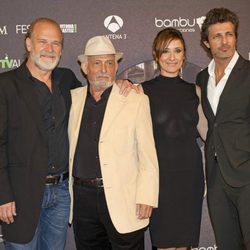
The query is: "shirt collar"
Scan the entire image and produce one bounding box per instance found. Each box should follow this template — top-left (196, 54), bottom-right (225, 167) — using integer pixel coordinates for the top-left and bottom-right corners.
top-left (24, 63), bottom-right (58, 85)
top-left (87, 84), bottom-right (113, 103)
top-left (208, 51), bottom-right (239, 77)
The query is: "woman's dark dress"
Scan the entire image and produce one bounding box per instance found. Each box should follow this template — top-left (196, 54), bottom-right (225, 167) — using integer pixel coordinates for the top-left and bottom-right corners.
top-left (143, 75), bottom-right (204, 248)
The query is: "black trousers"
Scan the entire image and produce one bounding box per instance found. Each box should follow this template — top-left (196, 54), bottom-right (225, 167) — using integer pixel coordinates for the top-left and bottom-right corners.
top-left (207, 160), bottom-right (250, 250)
top-left (73, 184), bottom-right (145, 250)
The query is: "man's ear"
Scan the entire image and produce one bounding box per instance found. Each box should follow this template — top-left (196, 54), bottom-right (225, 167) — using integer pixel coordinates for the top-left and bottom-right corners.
top-left (81, 63), bottom-right (88, 75)
top-left (25, 38), bottom-right (32, 52)
top-left (115, 61), bottom-right (118, 72)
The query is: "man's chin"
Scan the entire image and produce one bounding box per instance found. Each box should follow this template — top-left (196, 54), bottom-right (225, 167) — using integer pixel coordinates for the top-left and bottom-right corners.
top-left (36, 61), bottom-right (59, 71)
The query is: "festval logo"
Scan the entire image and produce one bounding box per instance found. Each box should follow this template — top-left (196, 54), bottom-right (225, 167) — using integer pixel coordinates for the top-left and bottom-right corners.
top-left (104, 15), bottom-right (123, 33)
top-left (0, 25), bottom-right (8, 35)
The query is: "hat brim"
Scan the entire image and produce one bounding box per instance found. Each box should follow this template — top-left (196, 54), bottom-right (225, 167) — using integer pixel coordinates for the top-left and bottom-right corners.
top-left (78, 52), bottom-right (123, 63)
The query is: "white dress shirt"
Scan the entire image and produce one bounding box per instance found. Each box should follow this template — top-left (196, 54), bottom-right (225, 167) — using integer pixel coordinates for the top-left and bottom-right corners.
top-left (207, 51), bottom-right (239, 115)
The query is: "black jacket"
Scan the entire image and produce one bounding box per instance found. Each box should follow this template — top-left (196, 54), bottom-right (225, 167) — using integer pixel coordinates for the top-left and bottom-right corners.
top-left (0, 62), bottom-right (81, 243)
top-left (196, 55), bottom-right (250, 187)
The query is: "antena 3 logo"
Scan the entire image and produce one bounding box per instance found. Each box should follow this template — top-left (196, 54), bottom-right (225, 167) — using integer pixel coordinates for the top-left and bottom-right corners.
top-left (0, 25), bottom-right (8, 35)
top-left (155, 16), bottom-right (206, 32)
top-left (104, 15), bottom-right (123, 33)
top-left (104, 15), bottom-right (127, 40)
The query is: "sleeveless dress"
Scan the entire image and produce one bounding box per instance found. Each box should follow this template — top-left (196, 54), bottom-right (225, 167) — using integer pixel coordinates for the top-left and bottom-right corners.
top-left (143, 75), bottom-right (204, 248)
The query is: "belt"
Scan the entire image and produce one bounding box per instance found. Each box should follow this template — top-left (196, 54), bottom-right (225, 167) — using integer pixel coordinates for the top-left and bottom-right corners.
top-left (45, 172), bottom-right (69, 185)
top-left (74, 177), bottom-right (103, 188)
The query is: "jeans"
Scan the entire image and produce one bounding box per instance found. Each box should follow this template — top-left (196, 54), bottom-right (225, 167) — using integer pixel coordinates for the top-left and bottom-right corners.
top-left (5, 178), bottom-right (70, 250)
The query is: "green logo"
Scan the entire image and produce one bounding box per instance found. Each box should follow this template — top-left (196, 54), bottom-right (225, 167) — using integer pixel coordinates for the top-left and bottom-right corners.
top-left (0, 55), bottom-right (21, 69)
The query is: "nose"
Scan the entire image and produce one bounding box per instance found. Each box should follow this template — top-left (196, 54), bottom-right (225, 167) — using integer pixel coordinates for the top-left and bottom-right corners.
top-left (45, 42), bottom-right (53, 52)
top-left (101, 63), bottom-right (107, 73)
top-left (169, 52), bottom-right (175, 60)
top-left (221, 35), bottom-right (228, 44)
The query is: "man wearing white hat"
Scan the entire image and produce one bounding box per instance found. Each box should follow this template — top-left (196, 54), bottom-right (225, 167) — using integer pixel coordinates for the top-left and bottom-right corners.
top-left (68, 36), bottom-right (159, 249)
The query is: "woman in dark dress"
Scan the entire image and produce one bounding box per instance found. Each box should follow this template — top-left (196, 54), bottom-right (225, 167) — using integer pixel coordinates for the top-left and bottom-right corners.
top-left (142, 28), bottom-right (207, 250)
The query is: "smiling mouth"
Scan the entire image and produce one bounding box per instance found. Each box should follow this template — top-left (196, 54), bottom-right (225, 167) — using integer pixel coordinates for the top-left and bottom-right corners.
top-left (41, 55), bottom-right (55, 59)
top-left (166, 63), bottom-right (178, 66)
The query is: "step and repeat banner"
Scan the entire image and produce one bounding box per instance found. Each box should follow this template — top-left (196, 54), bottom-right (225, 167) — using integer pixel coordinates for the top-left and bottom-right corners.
top-left (0, 0), bottom-right (249, 249)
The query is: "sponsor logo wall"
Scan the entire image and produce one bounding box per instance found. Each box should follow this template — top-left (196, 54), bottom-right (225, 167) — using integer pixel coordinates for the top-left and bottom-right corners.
top-left (0, 1), bottom-right (249, 249)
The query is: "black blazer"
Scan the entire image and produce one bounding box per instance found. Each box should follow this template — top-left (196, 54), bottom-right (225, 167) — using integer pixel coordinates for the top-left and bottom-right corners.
top-left (0, 63), bottom-right (81, 243)
top-left (196, 55), bottom-right (250, 187)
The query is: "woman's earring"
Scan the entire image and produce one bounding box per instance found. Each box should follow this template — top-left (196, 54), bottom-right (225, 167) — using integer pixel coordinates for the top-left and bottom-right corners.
top-left (179, 67), bottom-right (183, 79)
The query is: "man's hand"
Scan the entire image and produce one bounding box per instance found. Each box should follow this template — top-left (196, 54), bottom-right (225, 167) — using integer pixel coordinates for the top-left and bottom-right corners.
top-left (0, 202), bottom-right (16, 224)
top-left (136, 204), bottom-right (153, 220)
top-left (116, 79), bottom-right (142, 96)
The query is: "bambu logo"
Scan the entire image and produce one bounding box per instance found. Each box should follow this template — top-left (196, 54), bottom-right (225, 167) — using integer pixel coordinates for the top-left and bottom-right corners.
top-left (196, 16), bottom-right (206, 29)
top-left (104, 15), bottom-right (123, 33)
top-left (155, 17), bottom-right (196, 27)
top-left (155, 16), bottom-right (204, 32)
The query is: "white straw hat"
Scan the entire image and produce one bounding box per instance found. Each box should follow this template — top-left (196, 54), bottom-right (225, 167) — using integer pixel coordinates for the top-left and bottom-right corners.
top-left (78, 36), bottom-right (123, 63)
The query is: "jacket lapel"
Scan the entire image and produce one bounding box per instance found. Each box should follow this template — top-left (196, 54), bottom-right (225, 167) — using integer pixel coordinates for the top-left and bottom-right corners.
top-left (15, 64), bottom-right (47, 141)
top-left (54, 69), bottom-right (71, 115)
top-left (100, 84), bottom-right (127, 140)
top-left (69, 84), bottom-right (126, 154)
top-left (68, 87), bottom-right (87, 158)
top-left (216, 56), bottom-right (244, 117)
top-left (201, 70), bottom-right (215, 121)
